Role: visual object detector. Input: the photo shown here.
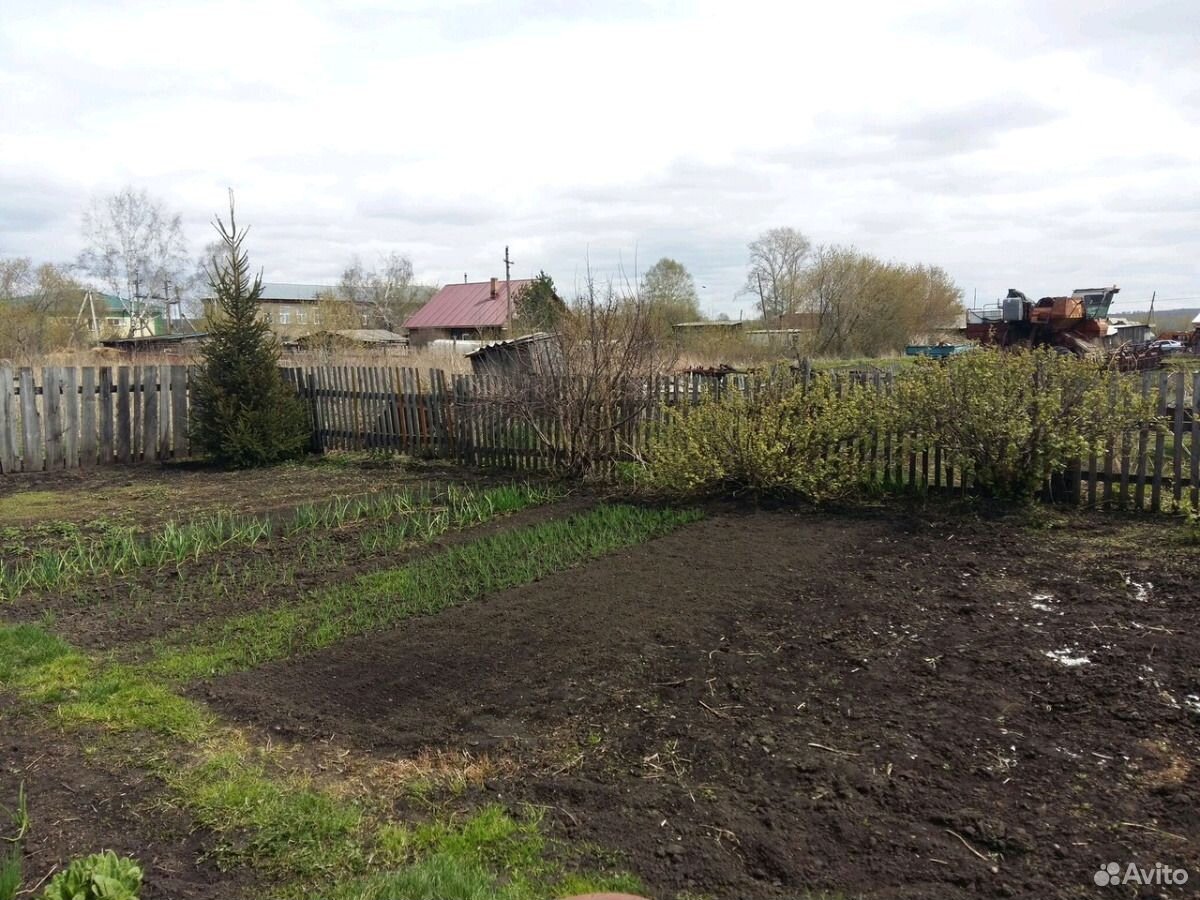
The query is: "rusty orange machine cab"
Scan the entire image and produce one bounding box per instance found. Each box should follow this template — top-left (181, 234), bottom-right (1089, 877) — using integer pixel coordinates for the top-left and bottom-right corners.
top-left (1028, 287), bottom-right (1118, 328)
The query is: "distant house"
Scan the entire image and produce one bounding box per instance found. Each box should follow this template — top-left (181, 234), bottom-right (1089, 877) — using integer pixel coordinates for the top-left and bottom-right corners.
top-left (248, 283), bottom-right (357, 340)
top-left (404, 278), bottom-right (533, 347)
top-left (76, 291), bottom-right (166, 338)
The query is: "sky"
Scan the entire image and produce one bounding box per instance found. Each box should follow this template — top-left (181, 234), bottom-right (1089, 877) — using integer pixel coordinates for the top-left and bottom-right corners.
top-left (1, 0), bottom-right (1198, 318)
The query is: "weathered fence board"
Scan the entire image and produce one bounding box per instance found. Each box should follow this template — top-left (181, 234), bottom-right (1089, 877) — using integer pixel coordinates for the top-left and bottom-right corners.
top-left (0, 366), bottom-right (14, 474)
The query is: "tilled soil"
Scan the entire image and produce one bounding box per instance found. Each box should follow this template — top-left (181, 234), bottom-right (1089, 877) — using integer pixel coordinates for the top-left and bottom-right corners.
top-left (0, 695), bottom-right (249, 900)
top-left (197, 508), bottom-right (1200, 900)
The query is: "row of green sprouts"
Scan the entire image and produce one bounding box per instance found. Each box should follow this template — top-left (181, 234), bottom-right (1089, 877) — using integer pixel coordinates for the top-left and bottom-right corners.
top-left (0, 482), bottom-right (559, 602)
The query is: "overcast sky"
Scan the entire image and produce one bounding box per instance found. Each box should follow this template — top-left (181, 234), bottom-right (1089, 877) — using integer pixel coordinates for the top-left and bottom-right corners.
top-left (2, 0), bottom-right (1198, 317)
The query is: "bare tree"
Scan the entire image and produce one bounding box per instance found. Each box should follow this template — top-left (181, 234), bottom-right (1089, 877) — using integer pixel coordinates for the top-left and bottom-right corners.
top-left (339, 253), bottom-right (427, 331)
top-left (0, 257), bottom-right (89, 362)
top-left (744, 227), bottom-right (811, 321)
top-left (478, 273), bottom-right (677, 474)
top-left (78, 187), bottom-right (189, 337)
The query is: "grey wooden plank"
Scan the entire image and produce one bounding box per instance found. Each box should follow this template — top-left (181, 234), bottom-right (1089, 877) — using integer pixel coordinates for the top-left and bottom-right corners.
top-left (1172, 371), bottom-right (1185, 506)
top-left (141, 366), bottom-right (158, 462)
top-left (0, 367), bottom-right (14, 473)
top-left (340, 366), bottom-right (353, 451)
top-left (116, 367), bottom-right (132, 464)
top-left (1192, 371), bottom-right (1200, 510)
top-left (326, 366), bottom-right (342, 451)
top-left (1102, 379), bottom-right (1116, 509)
top-left (80, 368), bottom-right (97, 469)
top-left (1134, 374), bottom-right (1151, 510)
top-left (325, 367), bottom-right (340, 450)
top-left (171, 366), bottom-right (188, 458)
top-left (157, 365), bottom-right (170, 462)
top-left (1150, 370), bottom-right (1168, 511)
top-left (308, 368), bottom-right (322, 448)
top-left (99, 367), bottom-right (114, 465)
top-left (19, 369), bottom-right (41, 472)
top-left (43, 367), bottom-right (63, 470)
top-left (361, 366), bottom-right (375, 450)
top-left (345, 366), bottom-right (359, 450)
top-left (385, 366), bottom-right (402, 452)
top-left (131, 365), bottom-right (143, 462)
top-left (62, 367), bottom-right (79, 469)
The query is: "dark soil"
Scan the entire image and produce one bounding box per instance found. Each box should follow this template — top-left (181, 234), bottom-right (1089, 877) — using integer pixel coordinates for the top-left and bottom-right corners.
top-left (196, 507), bottom-right (1200, 900)
top-left (9, 495), bottom-right (593, 651)
top-left (0, 694), bottom-right (250, 900)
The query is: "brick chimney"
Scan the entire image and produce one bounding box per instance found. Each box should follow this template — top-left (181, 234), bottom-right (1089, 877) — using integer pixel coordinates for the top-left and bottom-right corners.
top-left (489, 277), bottom-right (498, 298)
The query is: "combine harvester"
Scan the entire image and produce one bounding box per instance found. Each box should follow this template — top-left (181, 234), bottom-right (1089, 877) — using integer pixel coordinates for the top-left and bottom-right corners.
top-left (964, 286), bottom-right (1162, 370)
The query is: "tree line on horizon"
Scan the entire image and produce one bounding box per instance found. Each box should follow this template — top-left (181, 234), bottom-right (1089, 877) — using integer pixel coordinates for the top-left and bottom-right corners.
top-left (0, 187), bottom-right (965, 362)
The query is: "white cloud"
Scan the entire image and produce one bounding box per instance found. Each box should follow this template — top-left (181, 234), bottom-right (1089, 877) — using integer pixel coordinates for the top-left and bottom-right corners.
top-left (0, 0), bottom-right (1197, 316)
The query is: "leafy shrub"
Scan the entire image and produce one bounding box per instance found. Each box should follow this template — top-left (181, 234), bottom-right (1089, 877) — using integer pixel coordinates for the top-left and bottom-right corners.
top-left (893, 348), bottom-right (1157, 502)
top-left (40, 851), bottom-right (142, 900)
top-left (189, 197), bottom-right (309, 468)
top-left (644, 369), bottom-right (879, 501)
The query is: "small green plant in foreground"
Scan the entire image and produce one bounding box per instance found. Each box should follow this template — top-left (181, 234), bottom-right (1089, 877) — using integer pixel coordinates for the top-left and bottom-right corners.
top-left (40, 851), bottom-right (142, 900)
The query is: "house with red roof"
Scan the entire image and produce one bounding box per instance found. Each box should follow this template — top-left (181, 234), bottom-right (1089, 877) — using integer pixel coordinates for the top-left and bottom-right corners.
top-left (404, 277), bottom-right (532, 346)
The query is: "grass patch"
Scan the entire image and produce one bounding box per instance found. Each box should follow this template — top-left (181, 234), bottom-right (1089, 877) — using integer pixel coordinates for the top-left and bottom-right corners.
top-left (327, 806), bottom-right (643, 900)
top-left (173, 749), bottom-right (366, 879)
top-left (148, 503), bottom-right (702, 680)
top-left (0, 490), bottom-right (66, 523)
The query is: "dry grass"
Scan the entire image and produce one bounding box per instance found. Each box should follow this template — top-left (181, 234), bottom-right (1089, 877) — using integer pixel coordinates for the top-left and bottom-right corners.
top-left (368, 750), bottom-right (520, 797)
top-left (5, 346), bottom-right (473, 374)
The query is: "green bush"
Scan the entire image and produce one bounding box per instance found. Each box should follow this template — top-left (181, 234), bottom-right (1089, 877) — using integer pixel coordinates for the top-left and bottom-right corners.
top-left (189, 198), bottom-right (309, 468)
top-left (644, 369), bottom-right (879, 501)
top-left (893, 348), bottom-right (1157, 502)
top-left (40, 851), bottom-right (142, 900)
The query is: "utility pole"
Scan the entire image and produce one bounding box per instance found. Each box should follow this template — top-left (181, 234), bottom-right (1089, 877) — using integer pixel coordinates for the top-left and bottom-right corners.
top-left (503, 245), bottom-right (514, 334)
top-left (131, 274), bottom-right (143, 339)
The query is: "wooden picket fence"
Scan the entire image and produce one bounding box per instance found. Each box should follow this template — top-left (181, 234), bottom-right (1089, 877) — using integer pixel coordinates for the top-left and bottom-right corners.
top-left (4, 363), bottom-right (1200, 514)
top-left (0, 365), bottom-right (192, 473)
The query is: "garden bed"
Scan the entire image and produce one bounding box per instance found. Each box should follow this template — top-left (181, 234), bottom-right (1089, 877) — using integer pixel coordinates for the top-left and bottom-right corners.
top-left (196, 507), bottom-right (1199, 899)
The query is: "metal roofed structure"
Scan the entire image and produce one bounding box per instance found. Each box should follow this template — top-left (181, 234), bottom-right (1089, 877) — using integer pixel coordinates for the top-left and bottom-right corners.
top-left (405, 277), bottom-right (533, 346)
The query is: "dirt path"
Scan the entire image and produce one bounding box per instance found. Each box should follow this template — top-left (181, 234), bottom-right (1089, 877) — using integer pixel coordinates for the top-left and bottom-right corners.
top-left (195, 508), bottom-right (1200, 899)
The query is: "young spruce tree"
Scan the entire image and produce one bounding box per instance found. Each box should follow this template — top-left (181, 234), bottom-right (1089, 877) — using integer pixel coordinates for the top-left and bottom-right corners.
top-left (190, 196), bottom-right (309, 467)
